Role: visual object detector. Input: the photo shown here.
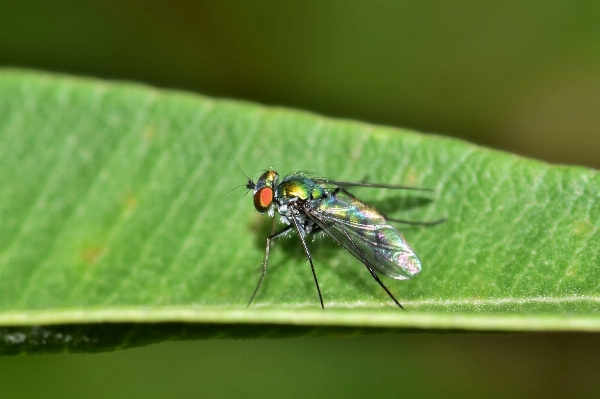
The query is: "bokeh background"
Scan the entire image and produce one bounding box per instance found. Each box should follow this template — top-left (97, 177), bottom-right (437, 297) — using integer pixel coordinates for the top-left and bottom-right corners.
top-left (1, 1), bottom-right (599, 398)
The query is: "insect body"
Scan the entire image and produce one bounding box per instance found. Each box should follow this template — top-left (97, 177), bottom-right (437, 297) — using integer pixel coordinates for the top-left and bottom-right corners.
top-left (247, 170), bottom-right (435, 310)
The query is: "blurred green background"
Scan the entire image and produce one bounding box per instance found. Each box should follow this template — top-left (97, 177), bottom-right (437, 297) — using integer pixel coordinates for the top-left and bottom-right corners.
top-left (1, 1), bottom-right (599, 397)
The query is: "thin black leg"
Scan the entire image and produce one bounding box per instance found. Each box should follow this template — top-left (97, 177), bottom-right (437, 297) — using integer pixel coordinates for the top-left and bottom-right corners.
top-left (363, 265), bottom-right (405, 310)
top-left (337, 223), bottom-right (405, 310)
top-left (290, 214), bottom-right (325, 309)
top-left (247, 224), bottom-right (293, 307)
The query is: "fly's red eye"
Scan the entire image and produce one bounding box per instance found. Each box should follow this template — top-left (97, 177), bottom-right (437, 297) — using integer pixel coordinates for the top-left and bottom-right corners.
top-left (253, 187), bottom-right (273, 213)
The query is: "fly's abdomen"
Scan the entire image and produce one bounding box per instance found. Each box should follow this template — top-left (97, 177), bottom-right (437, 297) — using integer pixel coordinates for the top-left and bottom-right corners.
top-left (315, 193), bottom-right (421, 280)
top-left (372, 225), bottom-right (421, 278)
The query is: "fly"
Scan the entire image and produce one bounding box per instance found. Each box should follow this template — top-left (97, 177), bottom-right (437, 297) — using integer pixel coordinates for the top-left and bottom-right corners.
top-left (246, 170), bottom-right (442, 310)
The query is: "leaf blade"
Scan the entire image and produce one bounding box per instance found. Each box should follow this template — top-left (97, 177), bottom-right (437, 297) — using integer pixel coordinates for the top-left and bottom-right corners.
top-left (0, 70), bottom-right (599, 353)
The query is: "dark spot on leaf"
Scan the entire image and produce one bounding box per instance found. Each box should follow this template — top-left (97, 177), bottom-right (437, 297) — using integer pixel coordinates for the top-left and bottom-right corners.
top-left (80, 245), bottom-right (104, 265)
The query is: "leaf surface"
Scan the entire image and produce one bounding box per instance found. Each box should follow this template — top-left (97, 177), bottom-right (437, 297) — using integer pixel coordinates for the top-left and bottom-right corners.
top-left (0, 70), bottom-right (599, 354)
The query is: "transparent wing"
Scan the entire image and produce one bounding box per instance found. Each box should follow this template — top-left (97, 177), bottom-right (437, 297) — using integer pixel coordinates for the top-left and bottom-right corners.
top-left (304, 191), bottom-right (421, 280)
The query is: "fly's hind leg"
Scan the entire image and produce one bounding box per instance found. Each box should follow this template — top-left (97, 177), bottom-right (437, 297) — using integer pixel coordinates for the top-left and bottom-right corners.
top-left (337, 223), bottom-right (406, 310)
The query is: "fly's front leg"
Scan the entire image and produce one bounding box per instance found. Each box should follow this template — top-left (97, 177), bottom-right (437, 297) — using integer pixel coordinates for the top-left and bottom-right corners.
top-left (247, 224), bottom-right (293, 307)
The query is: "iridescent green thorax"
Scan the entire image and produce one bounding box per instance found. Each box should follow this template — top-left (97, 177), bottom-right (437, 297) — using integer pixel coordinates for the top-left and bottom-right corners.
top-left (277, 175), bottom-right (326, 202)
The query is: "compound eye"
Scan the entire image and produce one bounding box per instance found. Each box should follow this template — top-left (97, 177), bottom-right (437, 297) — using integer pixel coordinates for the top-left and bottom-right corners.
top-left (253, 187), bottom-right (273, 213)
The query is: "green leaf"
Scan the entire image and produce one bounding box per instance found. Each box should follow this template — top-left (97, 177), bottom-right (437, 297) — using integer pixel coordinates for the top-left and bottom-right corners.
top-left (0, 70), bottom-right (599, 354)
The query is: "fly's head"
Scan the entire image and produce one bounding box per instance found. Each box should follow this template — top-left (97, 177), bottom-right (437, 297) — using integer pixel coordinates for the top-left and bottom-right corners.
top-left (251, 170), bottom-right (279, 217)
